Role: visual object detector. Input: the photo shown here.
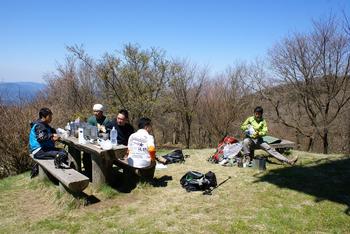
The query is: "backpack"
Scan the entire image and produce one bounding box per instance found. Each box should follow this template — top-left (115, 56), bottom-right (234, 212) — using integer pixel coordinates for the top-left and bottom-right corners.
top-left (208, 136), bottom-right (238, 163)
top-left (161, 149), bottom-right (185, 164)
top-left (180, 171), bottom-right (217, 192)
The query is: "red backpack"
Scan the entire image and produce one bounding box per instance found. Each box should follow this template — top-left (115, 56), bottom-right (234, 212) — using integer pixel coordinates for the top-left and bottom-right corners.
top-left (208, 136), bottom-right (238, 163)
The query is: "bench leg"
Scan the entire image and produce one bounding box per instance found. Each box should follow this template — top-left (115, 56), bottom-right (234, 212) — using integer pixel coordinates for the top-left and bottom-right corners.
top-left (38, 165), bottom-right (58, 184)
top-left (38, 165), bottom-right (49, 180)
top-left (58, 183), bottom-right (83, 197)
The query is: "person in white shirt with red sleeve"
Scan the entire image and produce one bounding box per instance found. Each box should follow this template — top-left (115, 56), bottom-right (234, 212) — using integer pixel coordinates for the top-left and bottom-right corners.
top-left (127, 117), bottom-right (156, 168)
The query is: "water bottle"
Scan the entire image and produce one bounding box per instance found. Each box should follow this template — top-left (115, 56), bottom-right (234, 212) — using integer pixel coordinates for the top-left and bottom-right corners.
top-left (110, 127), bottom-right (117, 145)
top-left (90, 126), bottom-right (98, 140)
top-left (65, 122), bottom-right (71, 136)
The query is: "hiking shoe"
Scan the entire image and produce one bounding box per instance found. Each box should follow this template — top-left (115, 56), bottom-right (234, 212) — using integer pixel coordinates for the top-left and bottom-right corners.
top-left (288, 156), bottom-right (298, 165)
top-left (219, 159), bottom-right (228, 165)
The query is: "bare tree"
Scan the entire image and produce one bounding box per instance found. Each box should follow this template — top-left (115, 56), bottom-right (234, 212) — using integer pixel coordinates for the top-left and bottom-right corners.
top-left (197, 64), bottom-right (249, 144)
top-left (266, 16), bottom-right (350, 154)
top-left (43, 52), bottom-right (100, 124)
top-left (169, 60), bottom-right (207, 148)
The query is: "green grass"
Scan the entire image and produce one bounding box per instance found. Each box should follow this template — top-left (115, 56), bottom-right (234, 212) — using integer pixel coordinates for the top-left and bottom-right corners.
top-left (0, 149), bottom-right (349, 233)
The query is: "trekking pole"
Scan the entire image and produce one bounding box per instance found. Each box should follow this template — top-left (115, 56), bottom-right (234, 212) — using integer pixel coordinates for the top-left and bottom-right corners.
top-left (203, 176), bottom-right (232, 195)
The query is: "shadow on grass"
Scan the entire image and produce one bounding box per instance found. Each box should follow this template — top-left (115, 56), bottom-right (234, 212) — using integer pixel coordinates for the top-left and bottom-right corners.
top-left (107, 167), bottom-right (172, 193)
top-left (83, 195), bottom-right (100, 206)
top-left (254, 155), bottom-right (350, 215)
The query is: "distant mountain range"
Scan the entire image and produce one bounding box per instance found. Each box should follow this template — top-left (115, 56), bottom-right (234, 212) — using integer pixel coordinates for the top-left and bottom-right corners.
top-left (0, 82), bottom-right (46, 104)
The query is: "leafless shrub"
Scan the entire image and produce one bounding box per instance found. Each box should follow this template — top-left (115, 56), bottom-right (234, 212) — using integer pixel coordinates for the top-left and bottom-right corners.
top-left (0, 102), bottom-right (35, 178)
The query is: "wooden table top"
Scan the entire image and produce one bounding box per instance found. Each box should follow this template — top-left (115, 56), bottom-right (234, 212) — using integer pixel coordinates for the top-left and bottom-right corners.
top-left (60, 136), bottom-right (127, 155)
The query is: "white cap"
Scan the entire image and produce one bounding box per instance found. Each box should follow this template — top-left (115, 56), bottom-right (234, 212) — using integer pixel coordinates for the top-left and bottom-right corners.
top-left (93, 104), bottom-right (104, 112)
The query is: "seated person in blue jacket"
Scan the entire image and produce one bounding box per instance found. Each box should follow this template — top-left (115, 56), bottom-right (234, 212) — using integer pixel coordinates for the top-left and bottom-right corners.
top-left (29, 107), bottom-right (68, 168)
top-left (106, 109), bottom-right (135, 145)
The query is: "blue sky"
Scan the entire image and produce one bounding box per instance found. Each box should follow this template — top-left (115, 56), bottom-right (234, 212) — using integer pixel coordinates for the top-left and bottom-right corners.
top-left (0, 0), bottom-right (349, 83)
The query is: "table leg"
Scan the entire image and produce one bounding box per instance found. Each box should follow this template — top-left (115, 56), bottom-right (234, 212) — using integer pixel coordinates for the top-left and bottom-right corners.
top-left (67, 145), bottom-right (82, 172)
top-left (91, 152), bottom-right (114, 189)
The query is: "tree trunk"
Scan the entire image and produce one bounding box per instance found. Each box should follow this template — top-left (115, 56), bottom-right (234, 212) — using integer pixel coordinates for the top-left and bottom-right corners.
top-left (348, 111), bottom-right (350, 154)
top-left (307, 136), bottom-right (314, 152)
top-left (172, 128), bottom-right (178, 145)
top-left (186, 123), bottom-right (191, 149)
top-left (322, 128), bottom-right (329, 154)
top-left (296, 131), bottom-right (301, 150)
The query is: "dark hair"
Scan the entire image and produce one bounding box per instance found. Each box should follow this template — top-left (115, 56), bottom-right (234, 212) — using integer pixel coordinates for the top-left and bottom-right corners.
top-left (118, 109), bottom-right (129, 119)
top-left (254, 106), bottom-right (263, 114)
top-left (138, 117), bottom-right (152, 129)
top-left (39, 107), bottom-right (53, 119)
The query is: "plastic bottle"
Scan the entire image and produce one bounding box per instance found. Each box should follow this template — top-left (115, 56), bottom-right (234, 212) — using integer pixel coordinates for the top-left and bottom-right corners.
top-left (65, 122), bottom-right (71, 136)
top-left (110, 127), bottom-right (117, 145)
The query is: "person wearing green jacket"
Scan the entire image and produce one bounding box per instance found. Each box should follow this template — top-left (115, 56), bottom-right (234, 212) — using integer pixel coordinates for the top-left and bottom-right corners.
top-left (87, 104), bottom-right (109, 132)
top-left (240, 106), bottom-right (298, 166)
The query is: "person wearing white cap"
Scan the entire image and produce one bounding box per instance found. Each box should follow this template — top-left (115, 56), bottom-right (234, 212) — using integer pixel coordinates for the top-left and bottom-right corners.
top-left (87, 104), bottom-right (110, 132)
top-left (85, 104), bottom-right (110, 178)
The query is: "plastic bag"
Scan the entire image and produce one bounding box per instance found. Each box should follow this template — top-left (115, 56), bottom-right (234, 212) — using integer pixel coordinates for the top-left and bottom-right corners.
top-left (223, 142), bottom-right (242, 159)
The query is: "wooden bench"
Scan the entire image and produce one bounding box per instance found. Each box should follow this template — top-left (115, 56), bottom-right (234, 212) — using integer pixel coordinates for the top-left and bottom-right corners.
top-left (114, 158), bottom-right (156, 180)
top-left (32, 157), bottom-right (89, 194)
top-left (60, 137), bottom-right (128, 190)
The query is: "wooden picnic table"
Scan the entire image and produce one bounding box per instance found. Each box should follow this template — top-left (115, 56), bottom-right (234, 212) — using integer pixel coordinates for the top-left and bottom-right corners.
top-left (60, 136), bottom-right (127, 189)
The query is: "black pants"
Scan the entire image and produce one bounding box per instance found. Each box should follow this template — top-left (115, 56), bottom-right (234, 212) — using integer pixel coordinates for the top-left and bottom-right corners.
top-left (33, 147), bottom-right (68, 160)
top-left (82, 152), bottom-right (92, 178)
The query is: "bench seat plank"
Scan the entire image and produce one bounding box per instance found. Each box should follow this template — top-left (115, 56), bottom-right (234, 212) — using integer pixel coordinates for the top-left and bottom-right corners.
top-left (35, 159), bottom-right (89, 193)
top-left (269, 139), bottom-right (296, 149)
top-left (114, 158), bottom-right (156, 179)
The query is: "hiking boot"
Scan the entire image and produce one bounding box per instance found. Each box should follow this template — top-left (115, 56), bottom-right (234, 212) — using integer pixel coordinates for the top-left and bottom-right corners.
top-left (54, 154), bottom-right (61, 168)
top-left (288, 156), bottom-right (298, 165)
top-left (30, 163), bottom-right (39, 178)
top-left (54, 154), bottom-right (70, 169)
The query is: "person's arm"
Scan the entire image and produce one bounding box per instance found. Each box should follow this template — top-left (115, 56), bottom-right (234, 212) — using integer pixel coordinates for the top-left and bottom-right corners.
top-left (49, 126), bottom-right (57, 134)
top-left (147, 136), bottom-right (156, 161)
top-left (35, 124), bottom-right (54, 142)
top-left (259, 119), bottom-right (268, 137)
top-left (240, 116), bottom-right (251, 131)
top-left (253, 119), bottom-right (268, 138)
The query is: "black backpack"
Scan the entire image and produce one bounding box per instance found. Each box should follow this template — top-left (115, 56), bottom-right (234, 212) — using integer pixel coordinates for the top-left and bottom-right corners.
top-left (180, 171), bottom-right (217, 192)
top-left (162, 149), bottom-right (185, 164)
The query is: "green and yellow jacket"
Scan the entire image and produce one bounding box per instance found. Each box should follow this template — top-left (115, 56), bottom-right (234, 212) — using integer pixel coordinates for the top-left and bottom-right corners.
top-left (240, 116), bottom-right (268, 138)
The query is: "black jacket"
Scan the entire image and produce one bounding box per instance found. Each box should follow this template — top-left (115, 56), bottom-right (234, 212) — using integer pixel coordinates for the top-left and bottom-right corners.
top-left (106, 120), bottom-right (135, 145)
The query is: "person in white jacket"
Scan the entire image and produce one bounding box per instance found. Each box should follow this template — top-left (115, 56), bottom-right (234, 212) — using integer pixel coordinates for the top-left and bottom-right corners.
top-left (127, 117), bottom-right (156, 168)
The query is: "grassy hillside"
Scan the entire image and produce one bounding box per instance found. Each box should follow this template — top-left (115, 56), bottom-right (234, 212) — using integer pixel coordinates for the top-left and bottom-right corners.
top-left (0, 149), bottom-right (349, 233)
